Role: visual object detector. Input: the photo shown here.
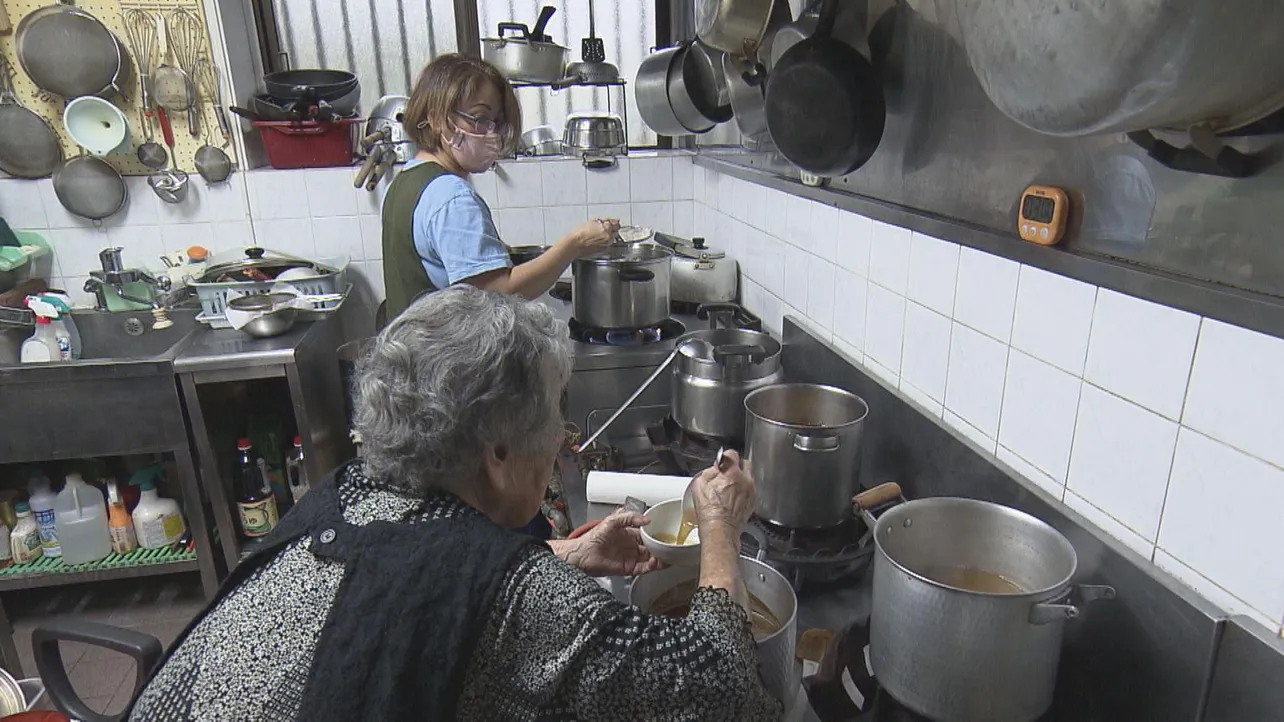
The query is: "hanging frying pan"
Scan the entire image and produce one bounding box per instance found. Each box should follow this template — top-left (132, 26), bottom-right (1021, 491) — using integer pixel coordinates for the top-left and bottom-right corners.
top-left (765, 0), bottom-right (885, 177)
top-left (15, 1), bottom-right (134, 99)
top-left (0, 56), bottom-right (62, 179)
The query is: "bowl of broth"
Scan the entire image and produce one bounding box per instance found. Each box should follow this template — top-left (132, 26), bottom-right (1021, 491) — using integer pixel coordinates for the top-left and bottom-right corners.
top-left (640, 498), bottom-right (702, 566)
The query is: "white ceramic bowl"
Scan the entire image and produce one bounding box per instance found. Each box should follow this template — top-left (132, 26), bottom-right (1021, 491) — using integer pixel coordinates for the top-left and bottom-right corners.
top-left (641, 498), bottom-right (701, 567)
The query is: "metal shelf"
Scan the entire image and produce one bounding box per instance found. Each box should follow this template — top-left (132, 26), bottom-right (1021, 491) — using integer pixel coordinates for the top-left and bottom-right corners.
top-left (511, 79), bottom-right (627, 89)
top-left (0, 546), bottom-right (200, 591)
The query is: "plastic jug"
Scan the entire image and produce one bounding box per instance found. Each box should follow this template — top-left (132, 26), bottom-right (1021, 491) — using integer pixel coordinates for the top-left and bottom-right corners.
top-left (26, 472), bottom-right (60, 558)
top-left (54, 473), bottom-right (110, 565)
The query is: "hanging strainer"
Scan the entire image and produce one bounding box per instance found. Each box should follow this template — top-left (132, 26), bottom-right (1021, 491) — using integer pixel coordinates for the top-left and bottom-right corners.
top-left (0, 55), bottom-right (62, 179)
top-left (53, 155), bottom-right (128, 221)
top-left (193, 58), bottom-right (232, 183)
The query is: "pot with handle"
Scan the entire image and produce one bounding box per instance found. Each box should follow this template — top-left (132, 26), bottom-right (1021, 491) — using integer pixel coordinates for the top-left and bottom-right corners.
top-left (672, 328), bottom-right (782, 442)
top-left (743, 383), bottom-right (868, 529)
top-left (866, 497), bottom-right (1116, 722)
top-left (571, 244), bottom-right (673, 330)
top-left (482, 6), bottom-right (569, 84)
top-left (635, 46), bottom-right (690, 136)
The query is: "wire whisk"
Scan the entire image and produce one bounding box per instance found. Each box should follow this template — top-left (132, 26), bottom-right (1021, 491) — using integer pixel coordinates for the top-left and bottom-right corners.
top-left (122, 9), bottom-right (159, 138)
top-left (167, 7), bottom-right (207, 136)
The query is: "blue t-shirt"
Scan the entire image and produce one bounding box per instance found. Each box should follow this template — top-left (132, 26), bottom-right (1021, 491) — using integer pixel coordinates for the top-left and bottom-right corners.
top-left (403, 160), bottom-right (511, 289)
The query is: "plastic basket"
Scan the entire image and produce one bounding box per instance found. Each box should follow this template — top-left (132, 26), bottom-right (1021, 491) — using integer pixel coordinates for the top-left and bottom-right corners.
top-left (195, 284), bottom-right (351, 329)
top-left (252, 118), bottom-right (362, 169)
top-left (191, 255), bottom-right (349, 328)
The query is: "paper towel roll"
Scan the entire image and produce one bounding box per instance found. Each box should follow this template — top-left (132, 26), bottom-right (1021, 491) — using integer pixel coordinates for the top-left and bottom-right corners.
top-left (585, 471), bottom-right (691, 508)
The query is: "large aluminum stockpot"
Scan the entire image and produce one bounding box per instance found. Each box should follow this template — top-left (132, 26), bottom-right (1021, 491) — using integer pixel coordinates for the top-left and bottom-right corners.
top-left (744, 384), bottom-right (868, 529)
top-left (869, 498), bottom-right (1115, 722)
top-left (571, 245), bottom-right (673, 330)
top-left (672, 329), bottom-right (782, 441)
top-left (630, 556), bottom-right (798, 705)
top-left (482, 14), bottom-right (569, 84)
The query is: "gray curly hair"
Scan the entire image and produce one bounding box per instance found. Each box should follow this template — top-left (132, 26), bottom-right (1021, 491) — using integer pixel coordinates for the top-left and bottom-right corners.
top-left (353, 286), bottom-right (572, 494)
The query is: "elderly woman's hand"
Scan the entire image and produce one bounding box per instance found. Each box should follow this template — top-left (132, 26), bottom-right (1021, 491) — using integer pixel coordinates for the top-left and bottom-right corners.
top-left (692, 450), bottom-right (755, 534)
top-left (563, 508), bottom-right (661, 577)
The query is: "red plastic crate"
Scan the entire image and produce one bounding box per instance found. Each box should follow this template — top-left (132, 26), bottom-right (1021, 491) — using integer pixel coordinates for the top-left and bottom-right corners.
top-left (252, 117), bottom-right (362, 169)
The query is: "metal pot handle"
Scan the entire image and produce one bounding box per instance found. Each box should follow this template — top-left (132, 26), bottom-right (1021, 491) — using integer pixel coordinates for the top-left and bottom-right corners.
top-left (713, 344), bottom-right (767, 364)
top-left (617, 267), bottom-right (656, 282)
top-left (1029, 584), bottom-right (1117, 625)
top-left (741, 521), bottom-right (769, 563)
top-left (497, 21), bottom-right (531, 39)
top-left (794, 434), bottom-right (839, 452)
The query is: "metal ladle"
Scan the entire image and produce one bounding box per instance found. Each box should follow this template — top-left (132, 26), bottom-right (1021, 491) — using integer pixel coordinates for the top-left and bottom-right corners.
top-left (122, 9), bottom-right (167, 170)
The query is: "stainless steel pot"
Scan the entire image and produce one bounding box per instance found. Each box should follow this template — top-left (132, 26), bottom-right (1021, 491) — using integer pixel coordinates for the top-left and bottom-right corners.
top-left (696, 0), bottom-right (777, 58)
top-left (744, 384), bottom-right (868, 528)
top-left (667, 43), bottom-right (728, 133)
top-left (636, 46), bottom-right (690, 136)
top-left (630, 555), bottom-right (798, 705)
top-left (366, 95), bottom-right (416, 163)
top-left (519, 125), bottom-right (562, 156)
top-left (673, 328), bottom-right (782, 441)
top-left (666, 235), bottom-right (739, 305)
top-left (482, 9), bottom-right (569, 84)
top-left (868, 498), bottom-right (1115, 721)
top-left (563, 113), bottom-right (626, 153)
top-left (571, 245), bottom-right (673, 330)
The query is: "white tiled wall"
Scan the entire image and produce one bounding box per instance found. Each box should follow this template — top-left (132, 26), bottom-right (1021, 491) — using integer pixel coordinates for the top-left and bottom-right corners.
top-left (694, 164), bottom-right (1284, 635)
top-left (0, 152), bottom-right (698, 307)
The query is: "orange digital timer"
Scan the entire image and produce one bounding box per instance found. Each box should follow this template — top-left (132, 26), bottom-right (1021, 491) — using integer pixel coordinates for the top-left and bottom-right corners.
top-left (1018, 185), bottom-right (1069, 246)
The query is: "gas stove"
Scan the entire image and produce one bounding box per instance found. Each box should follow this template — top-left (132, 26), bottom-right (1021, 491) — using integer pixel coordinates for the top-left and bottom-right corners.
top-left (568, 317), bottom-right (687, 346)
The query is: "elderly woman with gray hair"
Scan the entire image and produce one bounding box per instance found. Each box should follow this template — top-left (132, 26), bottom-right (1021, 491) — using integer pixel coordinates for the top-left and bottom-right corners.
top-left (128, 286), bottom-right (780, 722)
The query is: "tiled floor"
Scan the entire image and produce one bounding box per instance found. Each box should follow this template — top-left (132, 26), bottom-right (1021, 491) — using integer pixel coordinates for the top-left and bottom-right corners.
top-left (5, 575), bottom-right (206, 716)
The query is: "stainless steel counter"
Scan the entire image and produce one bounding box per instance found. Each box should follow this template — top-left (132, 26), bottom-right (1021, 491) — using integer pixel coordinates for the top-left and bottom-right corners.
top-left (175, 317), bottom-right (327, 374)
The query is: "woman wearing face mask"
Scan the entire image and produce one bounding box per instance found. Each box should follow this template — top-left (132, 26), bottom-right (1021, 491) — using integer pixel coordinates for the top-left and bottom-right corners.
top-left (383, 54), bottom-right (621, 320)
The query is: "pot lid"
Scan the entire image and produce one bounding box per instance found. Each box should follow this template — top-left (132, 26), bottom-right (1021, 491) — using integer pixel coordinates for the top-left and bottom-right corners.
top-left (672, 236), bottom-right (725, 260)
top-left (676, 329), bottom-right (781, 380)
top-left (200, 247), bottom-right (322, 283)
top-left (581, 245), bottom-right (673, 264)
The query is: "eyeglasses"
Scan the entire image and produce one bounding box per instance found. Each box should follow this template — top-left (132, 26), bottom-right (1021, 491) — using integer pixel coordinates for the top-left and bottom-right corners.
top-left (454, 109), bottom-right (512, 140)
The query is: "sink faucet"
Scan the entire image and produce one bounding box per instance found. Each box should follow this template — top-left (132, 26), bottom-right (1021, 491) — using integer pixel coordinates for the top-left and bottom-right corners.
top-left (84, 247), bottom-right (174, 310)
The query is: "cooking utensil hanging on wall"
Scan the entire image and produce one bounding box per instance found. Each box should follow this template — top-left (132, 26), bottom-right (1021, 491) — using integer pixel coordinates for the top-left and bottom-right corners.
top-left (553, 0), bottom-right (620, 88)
top-left (193, 59), bottom-right (233, 183)
top-left (481, 6), bottom-right (568, 84)
top-left (153, 11), bottom-right (193, 118)
top-left (16, 2), bottom-right (134, 99)
top-left (53, 155), bottom-right (127, 221)
top-left (122, 8), bottom-right (168, 170)
top-left (696, 0), bottom-right (776, 59)
top-left (0, 55), bottom-right (62, 179)
top-left (765, 0), bottom-right (885, 177)
top-left (168, 8), bottom-right (205, 137)
top-left (149, 106), bottom-right (189, 203)
top-left (724, 53), bottom-right (768, 137)
top-left (635, 46), bottom-right (690, 136)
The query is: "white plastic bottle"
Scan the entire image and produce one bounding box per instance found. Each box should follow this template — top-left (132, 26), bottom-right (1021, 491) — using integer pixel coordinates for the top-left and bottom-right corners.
top-left (10, 503), bottom-right (42, 565)
top-left (49, 316), bottom-right (73, 361)
top-left (0, 520), bottom-right (12, 567)
top-left (20, 317), bottom-right (61, 363)
top-left (26, 473), bottom-right (60, 559)
top-left (132, 479), bottom-right (186, 549)
top-left (54, 473), bottom-right (110, 565)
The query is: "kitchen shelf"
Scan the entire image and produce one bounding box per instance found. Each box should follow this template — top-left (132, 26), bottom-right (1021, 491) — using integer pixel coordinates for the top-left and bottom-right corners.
top-left (511, 79), bottom-right (627, 89)
top-left (0, 546), bottom-right (200, 592)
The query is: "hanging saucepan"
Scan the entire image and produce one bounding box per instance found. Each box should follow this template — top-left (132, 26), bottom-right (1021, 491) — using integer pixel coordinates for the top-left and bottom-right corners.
top-left (667, 42), bottom-right (731, 134)
top-left (15, 2), bottom-right (133, 99)
top-left (724, 53), bottom-right (768, 138)
top-left (765, 0), bottom-right (885, 177)
top-left (636, 46), bottom-right (690, 136)
top-left (0, 55), bottom-right (62, 180)
top-left (695, 0), bottom-right (776, 59)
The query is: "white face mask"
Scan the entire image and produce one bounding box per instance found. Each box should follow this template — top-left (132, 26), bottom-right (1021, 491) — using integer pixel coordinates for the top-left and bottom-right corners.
top-left (447, 124), bottom-right (503, 174)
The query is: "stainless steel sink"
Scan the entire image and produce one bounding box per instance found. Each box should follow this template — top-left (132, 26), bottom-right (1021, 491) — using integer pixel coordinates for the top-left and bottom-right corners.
top-left (72, 309), bottom-right (201, 362)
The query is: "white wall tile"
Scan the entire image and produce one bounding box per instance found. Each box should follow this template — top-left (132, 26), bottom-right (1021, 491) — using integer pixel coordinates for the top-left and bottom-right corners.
top-left (946, 410), bottom-right (997, 455)
top-left (304, 168), bottom-right (358, 218)
top-left (781, 245), bottom-right (809, 311)
top-left (631, 201), bottom-right (674, 234)
top-left (588, 203), bottom-right (631, 224)
top-left (693, 164), bottom-right (706, 204)
top-left (996, 444), bottom-right (1062, 498)
top-left (945, 322), bottom-right (1008, 438)
top-left (953, 247), bottom-right (1019, 343)
top-left (836, 210), bottom-right (871, 278)
top-left (758, 234), bottom-right (786, 299)
top-left (741, 279), bottom-right (765, 319)
top-left (155, 182), bottom-right (213, 224)
top-left (906, 232), bottom-right (960, 317)
top-left (1063, 490), bottom-right (1155, 560)
top-left (1160, 429), bottom-right (1284, 624)
top-left (109, 178), bottom-right (161, 227)
top-left (900, 379), bottom-right (944, 418)
top-left (1084, 289), bottom-right (1200, 420)
top-left (628, 156), bottom-right (672, 202)
top-left (1010, 265), bottom-right (1098, 375)
top-left (246, 169), bottom-right (310, 220)
top-left (785, 195), bottom-right (812, 251)
top-left (833, 337), bottom-right (863, 365)
top-left (350, 260), bottom-right (386, 302)
top-left (540, 159), bottom-right (587, 206)
top-left (743, 181), bottom-right (766, 233)
top-left (543, 205), bottom-right (588, 244)
top-left (1154, 550), bottom-right (1279, 631)
top-left (704, 168), bottom-right (719, 207)
top-left (901, 301), bottom-right (952, 403)
top-left (833, 270), bottom-right (867, 352)
top-left (355, 181), bottom-right (383, 217)
top-left (105, 225), bottom-right (166, 271)
top-left (672, 201), bottom-right (694, 237)
top-left (311, 216), bottom-right (363, 261)
top-left (358, 215), bottom-right (382, 261)
top-left (493, 208), bottom-right (544, 247)
top-left (585, 162), bottom-right (631, 204)
top-left (998, 349), bottom-right (1082, 485)
top-left (205, 174), bottom-right (251, 222)
top-left (39, 179), bottom-right (100, 229)
top-left (495, 161), bottom-right (545, 208)
top-left (470, 170), bottom-right (499, 209)
top-left (1183, 319), bottom-right (1284, 468)
top-left (868, 220), bottom-right (911, 295)
top-left (809, 203), bottom-right (840, 262)
top-left (252, 218), bottom-right (314, 259)
top-left (0, 178), bottom-right (49, 229)
top-left (671, 156), bottom-right (694, 199)
top-left (159, 223), bottom-right (216, 257)
top-left (206, 218), bottom-right (252, 255)
top-left (864, 356), bottom-right (900, 387)
top-left (758, 290), bottom-right (783, 334)
top-left (807, 256), bottom-right (836, 331)
top-left (762, 188), bottom-right (790, 241)
top-left (1067, 385), bottom-right (1178, 542)
top-left (864, 282), bottom-right (905, 374)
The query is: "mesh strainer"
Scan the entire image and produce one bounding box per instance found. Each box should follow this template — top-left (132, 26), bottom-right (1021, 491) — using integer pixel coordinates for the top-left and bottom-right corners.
top-left (15, 5), bottom-right (133, 98)
top-left (53, 156), bottom-right (128, 221)
top-left (0, 55), bottom-right (62, 179)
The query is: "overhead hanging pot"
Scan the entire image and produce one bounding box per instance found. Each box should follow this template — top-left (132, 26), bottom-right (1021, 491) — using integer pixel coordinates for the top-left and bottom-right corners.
top-left (16, 2), bottom-right (134, 99)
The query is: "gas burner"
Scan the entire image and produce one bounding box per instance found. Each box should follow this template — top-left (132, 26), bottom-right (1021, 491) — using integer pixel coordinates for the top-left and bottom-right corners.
top-left (804, 621), bottom-right (935, 721)
top-left (744, 516), bottom-right (874, 590)
top-left (568, 317), bottom-right (686, 346)
top-left (645, 415), bottom-right (724, 475)
top-left (548, 282), bottom-right (764, 333)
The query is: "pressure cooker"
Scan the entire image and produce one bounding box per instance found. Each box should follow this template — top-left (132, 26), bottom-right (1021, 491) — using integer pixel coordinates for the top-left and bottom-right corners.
top-left (672, 328), bottom-right (781, 441)
top-left (659, 233), bottom-right (738, 305)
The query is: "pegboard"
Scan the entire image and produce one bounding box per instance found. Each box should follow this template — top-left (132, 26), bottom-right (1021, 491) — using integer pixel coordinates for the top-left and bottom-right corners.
top-left (0, 0), bottom-right (223, 176)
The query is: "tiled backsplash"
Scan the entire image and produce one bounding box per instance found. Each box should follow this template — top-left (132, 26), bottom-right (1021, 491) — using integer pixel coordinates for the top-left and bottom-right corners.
top-left (0, 152), bottom-right (697, 308)
top-left (694, 165), bottom-right (1284, 636)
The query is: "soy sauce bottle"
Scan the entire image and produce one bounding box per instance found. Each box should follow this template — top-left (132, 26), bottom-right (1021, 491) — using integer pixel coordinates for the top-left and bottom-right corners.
top-left (235, 438), bottom-right (278, 538)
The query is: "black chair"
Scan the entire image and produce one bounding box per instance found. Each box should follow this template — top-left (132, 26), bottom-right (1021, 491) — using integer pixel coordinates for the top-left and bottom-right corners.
top-left (32, 620), bottom-right (164, 722)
